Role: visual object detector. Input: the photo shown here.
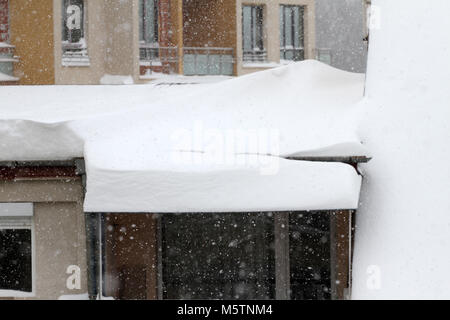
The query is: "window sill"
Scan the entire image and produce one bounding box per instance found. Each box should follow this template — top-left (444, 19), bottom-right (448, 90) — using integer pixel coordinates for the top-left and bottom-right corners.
top-left (242, 61), bottom-right (281, 69)
top-left (62, 55), bottom-right (91, 67)
top-left (0, 290), bottom-right (35, 298)
top-left (140, 60), bottom-right (162, 67)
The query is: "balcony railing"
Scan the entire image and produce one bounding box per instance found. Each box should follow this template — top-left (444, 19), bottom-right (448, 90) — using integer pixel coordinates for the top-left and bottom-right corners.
top-left (314, 48), bottom-right (333, 65)
top-left (280, 47), bottom-right (305, 62)
top-left (139, 45), bottom-right (235, 76)
top-left (183, 47), bottom-right (234, 76)
top-left (243, 49), bottom-right (267, 63)
top-left (62, 42), bottom-right (90, 67)
top-left (139, 45), bottom-right (179, 75)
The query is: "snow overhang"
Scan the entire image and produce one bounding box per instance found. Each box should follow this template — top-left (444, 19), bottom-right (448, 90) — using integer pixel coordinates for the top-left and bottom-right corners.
top-left (83, 155), bottom-right (362, 213)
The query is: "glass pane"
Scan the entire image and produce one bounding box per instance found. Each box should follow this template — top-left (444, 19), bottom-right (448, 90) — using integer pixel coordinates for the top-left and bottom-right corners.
top-left (139, 0), bottom-right (144, 41)
top-left (293, 6), bottom-right (300, 48)
top-left (284, 7), bottom-right (292, 48)
top-left (242, 6), bottom-right (252, 51)
top-left (145, 0), bottom-right (158, 44)
top-left (255, 6), bottom-right (264, 51)
top-left (0, 229), bottom-right (32, 292)
top-left (289, 212), bottom-right (331, 300)
top-left (162, 212), bottom-right (275, 299)
top-left (279, 6), bottom-right (284, 48)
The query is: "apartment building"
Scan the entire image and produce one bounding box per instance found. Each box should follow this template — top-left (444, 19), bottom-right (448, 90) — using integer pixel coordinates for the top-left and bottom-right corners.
top-left (0, 0), bottom-right (317, 85)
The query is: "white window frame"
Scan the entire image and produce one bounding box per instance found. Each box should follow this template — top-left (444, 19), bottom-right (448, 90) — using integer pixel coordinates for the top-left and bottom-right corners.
top-left (0, 203), bottom-right (35, 298)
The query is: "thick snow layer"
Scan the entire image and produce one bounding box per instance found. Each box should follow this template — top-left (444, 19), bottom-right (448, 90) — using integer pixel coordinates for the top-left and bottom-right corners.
top-left (0, 60), bottom-right (364, 212)
top-left (85, 156), bottom-right (361, 212)
top-left (352, 0), bottom-right (450, 299)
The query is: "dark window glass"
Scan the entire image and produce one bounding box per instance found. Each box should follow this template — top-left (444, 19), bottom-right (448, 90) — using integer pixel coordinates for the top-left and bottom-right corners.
top-left (100, 211), bottom-right (351, 300)
top-left (290, 212), bottom-right (331, 300)
top-left (0, 229), bottom-right (32, 292)
top-left (162, 213), bottom-right (275, 299)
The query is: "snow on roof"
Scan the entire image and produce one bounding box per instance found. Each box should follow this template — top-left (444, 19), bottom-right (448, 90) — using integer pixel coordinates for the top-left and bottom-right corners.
top-left (0, 60), bottom-right (365, 212)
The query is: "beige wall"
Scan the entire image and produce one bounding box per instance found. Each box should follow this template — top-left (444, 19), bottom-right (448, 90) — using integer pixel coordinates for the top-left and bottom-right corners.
top-left (236, 0), bottom-right (315, 76)
top-left (10, 0), bottom-right (55, 85)
top-left (54, 0), bottom-right (140, 84)
top-left (104, 0), bottom-right (140, 80)
top-left (0, 179), bottom-right (87, 300)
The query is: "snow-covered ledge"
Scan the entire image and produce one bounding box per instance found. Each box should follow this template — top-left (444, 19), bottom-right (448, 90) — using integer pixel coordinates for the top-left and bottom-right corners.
top-left (0, 290), bottom-right (35, 298)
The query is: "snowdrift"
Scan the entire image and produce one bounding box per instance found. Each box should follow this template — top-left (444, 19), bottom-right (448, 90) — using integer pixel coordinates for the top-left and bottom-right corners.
top-left (352, 0), bottom-right (450, 299)
top-left (0, 60), bottom-right (365, 212)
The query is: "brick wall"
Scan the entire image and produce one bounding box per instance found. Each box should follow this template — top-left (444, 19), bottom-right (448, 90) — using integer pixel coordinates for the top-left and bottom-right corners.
top-left (0, 0), bottom-right (8, 42)
top-left (159, 0), bottom-right (171, 47)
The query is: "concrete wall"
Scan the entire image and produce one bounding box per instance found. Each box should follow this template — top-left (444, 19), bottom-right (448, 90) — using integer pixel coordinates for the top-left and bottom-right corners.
top-left (236, 0), bottom-right (315, 76)
top-left (104, 0), bottom-right (140, 80)
top-left (315, 0), bottom-right (367, 73)
top-left (9, 0), bottom-right (55, 85)
top-left (0, 178), bottom-right (87, 300)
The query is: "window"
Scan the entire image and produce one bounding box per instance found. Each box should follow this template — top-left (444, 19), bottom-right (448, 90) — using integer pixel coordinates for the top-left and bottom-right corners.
top-left (162, 213), bottom-right (274, 299)
top-left (0, 203), bottom-right (33, 295)
top-left (62, 0), bottom-right (89, 66)
top-left (242, 5), bottom-right (266, 62)
top-left (139, 0), bottom-right (160, 62)
top-left (280, 5), bottom-right (305, 61)
top-left (100, 211), bottom-right (353, 300)
top-left (139, 0), bottom-right (159, 45)
top-left (0, 0), bottom-right (9, 43)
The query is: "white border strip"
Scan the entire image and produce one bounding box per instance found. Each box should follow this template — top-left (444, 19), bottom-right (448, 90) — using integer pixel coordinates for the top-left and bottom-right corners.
top-left (0, 203), bottom-right (34, 217)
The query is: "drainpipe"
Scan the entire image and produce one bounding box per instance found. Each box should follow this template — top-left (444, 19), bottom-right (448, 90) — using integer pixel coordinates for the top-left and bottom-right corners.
top-left (75, 158), bottom-right (100, 300)
top-left (85, 212), bottom-right (100, 300)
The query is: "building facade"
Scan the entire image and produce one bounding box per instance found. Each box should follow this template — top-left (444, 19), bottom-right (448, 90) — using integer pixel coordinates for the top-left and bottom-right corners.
top-left (0, 159), bottom-right (358, 300)
top-left (0, 161), bottom-right (87, 299)
top-left (0, 0), bottom-right (319, 85)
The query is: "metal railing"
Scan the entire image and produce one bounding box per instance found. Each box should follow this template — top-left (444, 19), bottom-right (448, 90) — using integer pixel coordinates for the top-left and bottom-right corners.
top-left (139, 45), bottom-right (179, 74)
top-left (62, 42), bottom-right (90, 66)
top-left (314, 48), bottom-right (333, 65)
top-left (183, 47), bottom-right (234, 76)
top-left (243, 49), bottom-right (267, 63)
top-left (280, 47), bottom-right (305, 62)
top-left (139, 45), bottom-right (235, 76)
